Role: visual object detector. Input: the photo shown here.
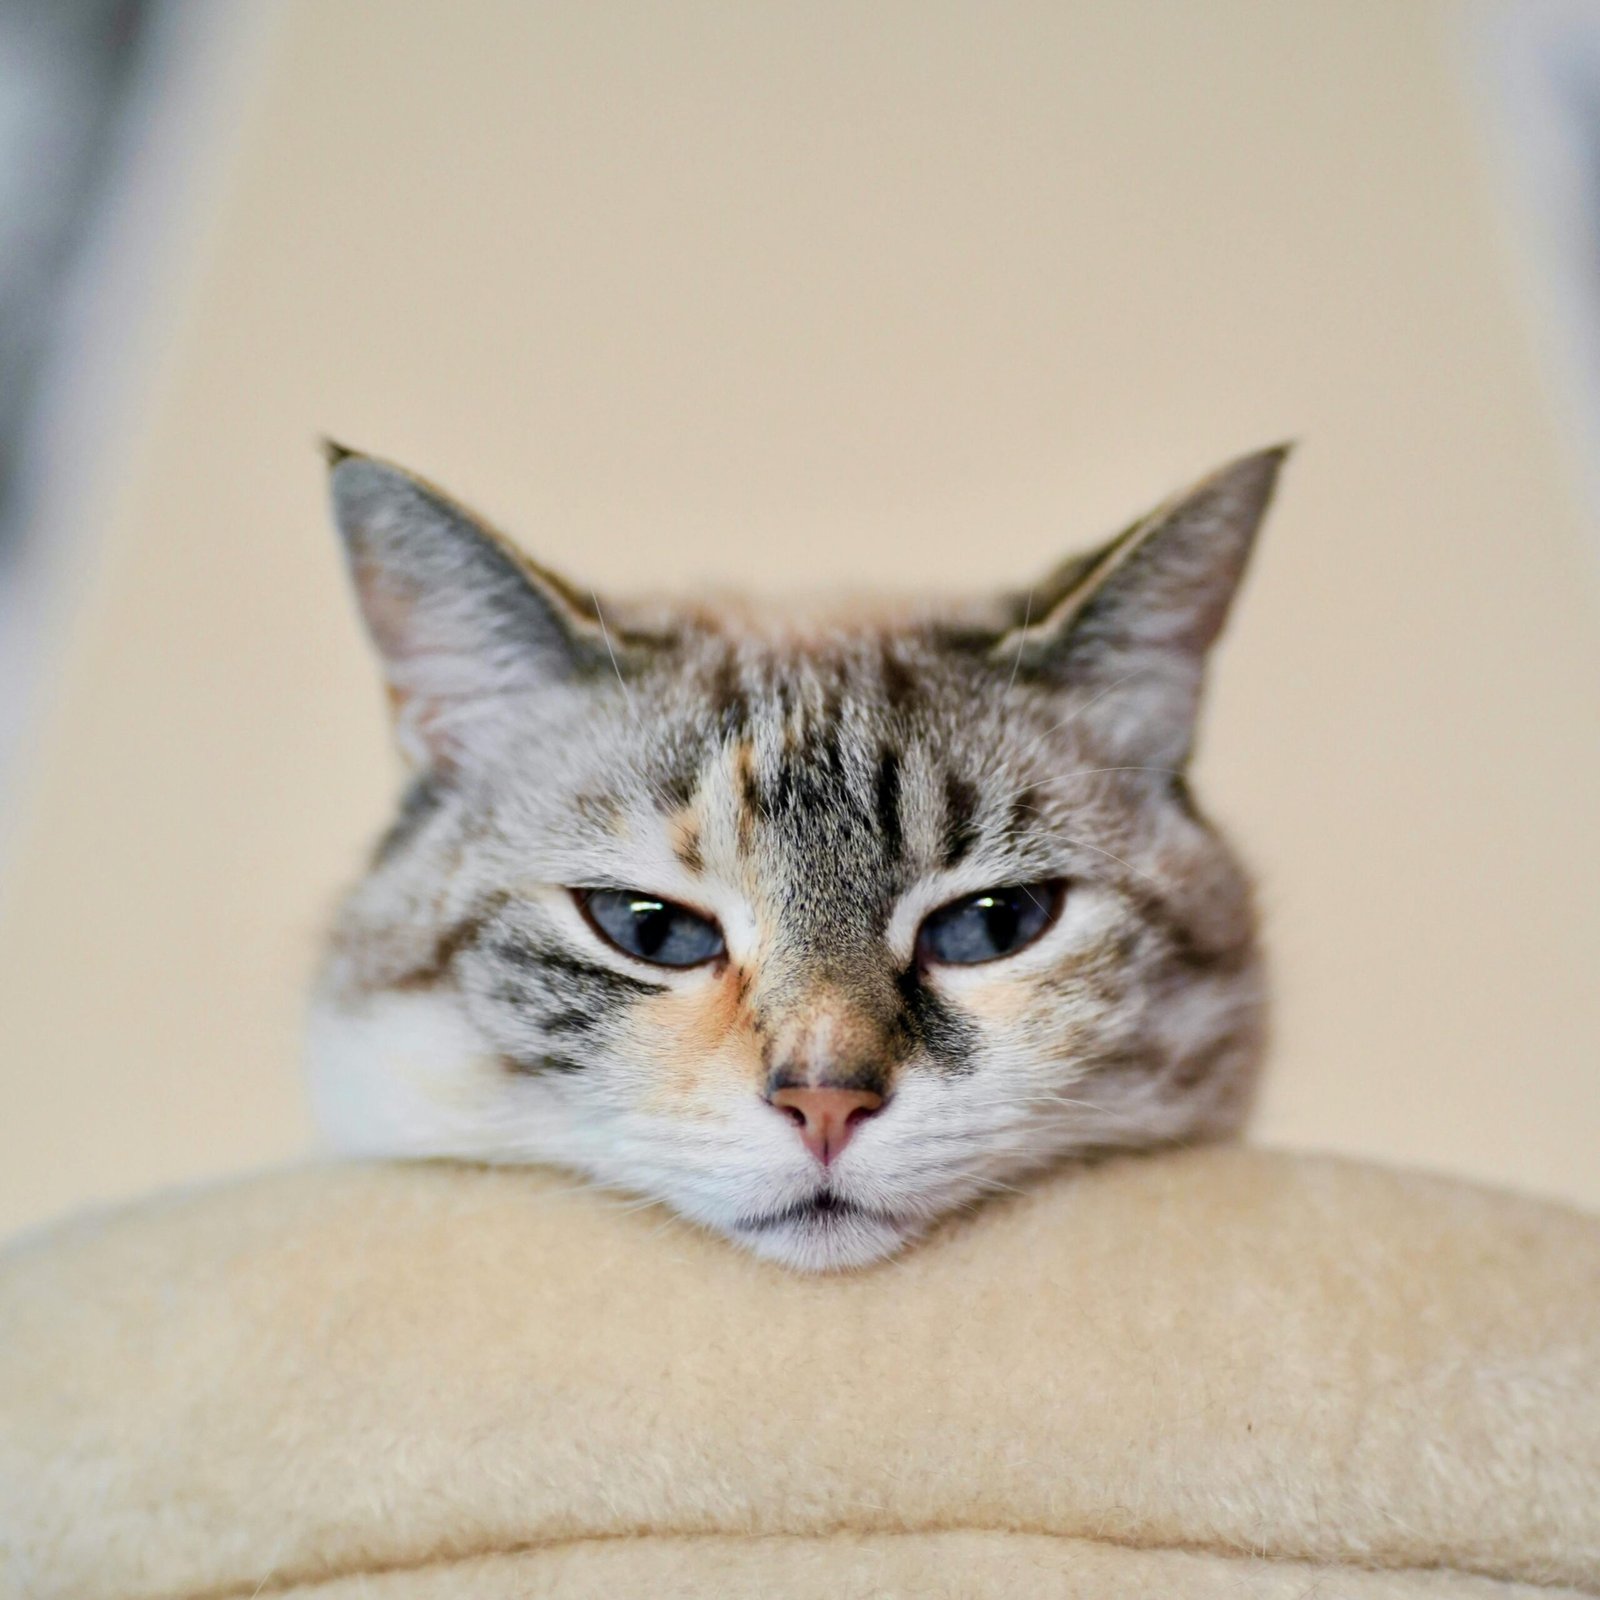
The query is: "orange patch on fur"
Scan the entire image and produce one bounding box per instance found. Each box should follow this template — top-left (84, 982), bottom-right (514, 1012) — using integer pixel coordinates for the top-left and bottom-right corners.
top-left (632, 964), bottom-right (764, 1112)
top-left (730, 741), bottom-right (761, 849)
top-left (668, 808), bottom-right (703, 873)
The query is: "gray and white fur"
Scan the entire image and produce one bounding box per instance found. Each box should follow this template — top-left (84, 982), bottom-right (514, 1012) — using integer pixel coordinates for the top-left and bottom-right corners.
top-left (309, 445), bottom-right (1284, 1269)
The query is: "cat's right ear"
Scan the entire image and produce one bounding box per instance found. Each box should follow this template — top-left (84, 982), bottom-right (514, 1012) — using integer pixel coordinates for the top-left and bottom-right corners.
top-left (326, 444), bottom-right (621, 768)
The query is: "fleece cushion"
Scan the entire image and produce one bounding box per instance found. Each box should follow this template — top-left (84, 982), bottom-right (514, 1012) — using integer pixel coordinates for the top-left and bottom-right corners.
top-left (1, 1146), bottom-right (1597, 1598)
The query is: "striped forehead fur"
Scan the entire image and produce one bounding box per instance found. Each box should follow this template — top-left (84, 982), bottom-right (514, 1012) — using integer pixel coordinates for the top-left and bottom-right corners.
top-left (308, 445), bottom-right (1284, 1270)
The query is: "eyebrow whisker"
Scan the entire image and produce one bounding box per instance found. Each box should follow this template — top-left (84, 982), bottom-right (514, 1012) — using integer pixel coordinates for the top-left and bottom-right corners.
top-left (1001, 667), bottom-right (1151, 770)
top-left (1003, 587), bottom-right (1034, 696)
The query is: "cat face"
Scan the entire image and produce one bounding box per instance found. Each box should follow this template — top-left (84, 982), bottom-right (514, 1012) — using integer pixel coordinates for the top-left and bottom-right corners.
top-left (308, 446), bottom-right (1281, 1269)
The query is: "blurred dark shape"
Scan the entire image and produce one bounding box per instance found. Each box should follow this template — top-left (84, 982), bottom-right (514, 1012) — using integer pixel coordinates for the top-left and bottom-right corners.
top-left (0, 0), bottom-right (151, 556)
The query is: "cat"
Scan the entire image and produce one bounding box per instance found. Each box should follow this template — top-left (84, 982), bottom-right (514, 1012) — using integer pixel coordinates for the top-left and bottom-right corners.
top-left (308, 443), bottom-right (1284, 1270)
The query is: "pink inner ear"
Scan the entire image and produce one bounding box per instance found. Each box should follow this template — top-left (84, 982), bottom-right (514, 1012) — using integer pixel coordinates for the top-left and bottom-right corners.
top-left (351, 563), bottom-right (452, 767)
top-left (351, 554), bottom-right (424, 668)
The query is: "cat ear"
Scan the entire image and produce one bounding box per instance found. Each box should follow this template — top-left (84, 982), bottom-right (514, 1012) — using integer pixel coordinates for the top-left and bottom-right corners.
top-left (326, 443), bottom-right (622, 768)
top-left (992, 445), bottom-right (1289, 765)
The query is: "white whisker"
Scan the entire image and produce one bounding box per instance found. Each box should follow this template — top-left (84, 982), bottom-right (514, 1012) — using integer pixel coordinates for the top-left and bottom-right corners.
top-left (1003, 588), bottom-right (1034, 695)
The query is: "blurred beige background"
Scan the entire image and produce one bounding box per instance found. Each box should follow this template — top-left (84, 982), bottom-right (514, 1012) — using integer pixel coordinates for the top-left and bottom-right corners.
top-left (3, 0), bottom-right (1598, 1241)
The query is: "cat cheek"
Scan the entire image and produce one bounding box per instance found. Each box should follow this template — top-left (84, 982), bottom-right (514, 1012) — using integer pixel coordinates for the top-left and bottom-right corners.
top-left (938, 976), bottom-right (1037, 1029)
top-left (623, 970), bottom-right (764, 1109)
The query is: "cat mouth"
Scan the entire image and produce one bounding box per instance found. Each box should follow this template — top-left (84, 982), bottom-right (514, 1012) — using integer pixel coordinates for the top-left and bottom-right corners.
top-left (734, 1191), bottom-right (904, 1235)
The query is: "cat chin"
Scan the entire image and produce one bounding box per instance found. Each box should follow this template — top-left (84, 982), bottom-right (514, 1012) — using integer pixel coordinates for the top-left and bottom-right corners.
top-left (728, 1205), bottom-right (920, 1271)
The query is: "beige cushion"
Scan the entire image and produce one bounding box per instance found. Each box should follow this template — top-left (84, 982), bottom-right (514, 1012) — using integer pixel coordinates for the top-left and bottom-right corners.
top-left (2, 1147), bottom-right (1596, 1598)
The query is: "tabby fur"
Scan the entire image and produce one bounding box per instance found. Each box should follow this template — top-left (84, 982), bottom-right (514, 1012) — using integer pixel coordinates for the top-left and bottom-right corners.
top-left (309, 445), bottom-right (1284, 1269)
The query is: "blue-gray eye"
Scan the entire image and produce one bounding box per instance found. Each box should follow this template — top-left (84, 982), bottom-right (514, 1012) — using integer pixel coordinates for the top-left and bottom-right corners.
top-left (578, 889), bottom-right (725, 968)
top-left (917, 881), bottom-right (1064, 966)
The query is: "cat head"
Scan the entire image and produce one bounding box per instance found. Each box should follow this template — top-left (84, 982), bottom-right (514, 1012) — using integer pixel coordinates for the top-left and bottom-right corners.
top-left (308, 444), bottom-right (1284, 1269)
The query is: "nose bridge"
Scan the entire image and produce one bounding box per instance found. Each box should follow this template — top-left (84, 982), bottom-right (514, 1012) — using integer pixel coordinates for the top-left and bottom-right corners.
top-left (758, 975), bottom-right (904, 1095)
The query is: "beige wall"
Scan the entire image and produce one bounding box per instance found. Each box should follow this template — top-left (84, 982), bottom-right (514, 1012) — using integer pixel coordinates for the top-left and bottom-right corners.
top-left (4, 0), bottom-right (1598, 1240)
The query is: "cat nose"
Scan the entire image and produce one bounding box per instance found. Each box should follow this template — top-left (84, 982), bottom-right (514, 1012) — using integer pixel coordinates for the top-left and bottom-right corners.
top-left (767, 1085), bottom-right (885, 1166)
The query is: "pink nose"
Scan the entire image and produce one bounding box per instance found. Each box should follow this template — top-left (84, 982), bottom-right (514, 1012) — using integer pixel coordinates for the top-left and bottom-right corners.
top-left (768, 1085), bottom-right (885, 1166)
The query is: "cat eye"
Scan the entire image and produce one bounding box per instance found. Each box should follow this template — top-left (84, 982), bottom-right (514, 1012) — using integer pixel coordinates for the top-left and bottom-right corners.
top-left (576, 889), bottom-right (726, 968)
top-left (916, 881), bottom-right (1065, 966)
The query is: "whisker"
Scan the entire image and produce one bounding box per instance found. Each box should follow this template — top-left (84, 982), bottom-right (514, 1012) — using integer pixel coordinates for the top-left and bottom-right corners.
top-left (957, 1173), bottom-right (1028, 1198)
top-left (995, 817), bottom-right (1165, 891)
top-left (1003, 588), bottom-right (1034, 696)
top-left (583, 593), bottom-right (701, 824)
top-left (591, 593), bottom-right (633, 711)
top-left (1045, 764), bottom-right (1184, 785)
top-left (1057, 836), bottom-right (1161, 889)
top-left (987, 1096), bottom-right (1147, 1129)
top-left (1002, 667), bottom-right (1151, 770)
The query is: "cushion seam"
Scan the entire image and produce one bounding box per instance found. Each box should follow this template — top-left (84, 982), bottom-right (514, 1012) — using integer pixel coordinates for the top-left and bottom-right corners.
top-left (190, 1523), bottom-right (1597, 1600)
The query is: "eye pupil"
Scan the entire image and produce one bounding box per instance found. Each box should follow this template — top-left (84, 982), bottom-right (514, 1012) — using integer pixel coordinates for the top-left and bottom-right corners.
top-left (631, 900), bottom-right (671, 958)
top-left (982, 896), bottom-right (1019, 951)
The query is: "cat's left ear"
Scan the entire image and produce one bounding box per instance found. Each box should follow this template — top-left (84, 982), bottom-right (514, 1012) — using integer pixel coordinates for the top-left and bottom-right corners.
top-left (326, 444), bottom-right (629, 768)
top-left (991, 444), bottom-right (1289, 766)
